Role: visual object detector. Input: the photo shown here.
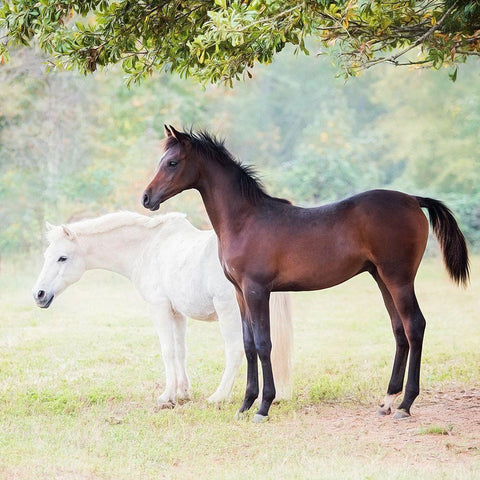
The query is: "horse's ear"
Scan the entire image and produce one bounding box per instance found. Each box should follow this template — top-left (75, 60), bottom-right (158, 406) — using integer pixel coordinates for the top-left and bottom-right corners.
top-left (45, 221), bottom-right (56, 231)
top-left (168, 125), bottom-right (188, 145)
top-left (61, 225), bottom-right (77, 241)
top-left (164, 124), bottom-right (172, 137)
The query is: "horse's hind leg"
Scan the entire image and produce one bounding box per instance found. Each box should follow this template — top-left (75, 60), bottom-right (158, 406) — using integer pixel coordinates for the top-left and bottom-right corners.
top-left (391, 286), bottom-right (426, 418)
top-left (208, 297), bottom-right (244, 403)
top-left (378, 273), bottom-right (426, 418)
top-left (372, 272), bottom-right (409, 416)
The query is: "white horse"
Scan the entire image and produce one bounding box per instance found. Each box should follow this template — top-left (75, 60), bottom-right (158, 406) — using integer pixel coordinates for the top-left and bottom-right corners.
top-left (32, 211), bottom-right (293, 406)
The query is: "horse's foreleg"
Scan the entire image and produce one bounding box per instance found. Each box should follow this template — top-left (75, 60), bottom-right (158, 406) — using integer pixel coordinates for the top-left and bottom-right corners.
top-left (234, 289), bottom-right (260, 420)
top-left (245, 286), bottom-right (275, 423)
top-left (172, 312), bottom-right (191, 403)
top-left (208, 297), bottom-right (244, 404)
top-left (236, 316), bottom-right (259, 417)
top-left (150, 303), bottom-right (181, 408)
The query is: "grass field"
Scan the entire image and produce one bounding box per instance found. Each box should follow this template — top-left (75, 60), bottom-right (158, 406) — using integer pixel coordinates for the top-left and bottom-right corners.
top-left (1, 254), bottom-right (479, 479)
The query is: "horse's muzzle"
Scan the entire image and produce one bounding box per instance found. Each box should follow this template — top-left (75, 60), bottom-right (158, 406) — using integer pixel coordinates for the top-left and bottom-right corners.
top-left (33, 289), bottom-right (54, 308)
top-left (142, 190), bottom-right (160, 211)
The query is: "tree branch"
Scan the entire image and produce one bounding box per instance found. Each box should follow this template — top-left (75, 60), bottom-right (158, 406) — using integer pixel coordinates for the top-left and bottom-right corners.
top-left (385, 0), bottom-right (460, 65)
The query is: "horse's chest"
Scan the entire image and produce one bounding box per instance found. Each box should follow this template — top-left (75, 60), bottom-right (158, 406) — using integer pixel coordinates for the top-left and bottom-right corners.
top-left (219, 239), bottom-right (269, 286)
top-left (220, 256), bottom-right (240, 286)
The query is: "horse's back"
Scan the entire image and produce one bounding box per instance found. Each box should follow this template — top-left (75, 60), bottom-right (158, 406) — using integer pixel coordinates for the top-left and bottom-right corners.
top-left (231, 190), bottom-right (430, 291)
top-left (146, 220), bottom-right (234, 319)
top-left (278, 189), bottom-right (429, 247)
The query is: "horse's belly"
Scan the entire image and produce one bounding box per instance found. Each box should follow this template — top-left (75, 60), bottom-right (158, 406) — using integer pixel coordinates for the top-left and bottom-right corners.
top-left (275, 254), bottom-right (367, 291)
top-left (186, 310), bottom-right (218, 322)
top-left (170, 295), bottom-right (218, 322)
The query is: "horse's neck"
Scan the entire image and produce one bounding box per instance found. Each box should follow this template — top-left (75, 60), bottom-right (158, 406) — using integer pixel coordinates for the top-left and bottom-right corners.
top-left (79, 224), bottom-right (155, 280)
top-left (197, 163), bottom-right (258, 239)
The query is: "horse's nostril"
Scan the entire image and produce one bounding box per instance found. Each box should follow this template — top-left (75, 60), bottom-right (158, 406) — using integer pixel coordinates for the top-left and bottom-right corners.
top-left (37, 290), bottom-right (45, 299)
top-left (143, 192), bottom-right (150, 207)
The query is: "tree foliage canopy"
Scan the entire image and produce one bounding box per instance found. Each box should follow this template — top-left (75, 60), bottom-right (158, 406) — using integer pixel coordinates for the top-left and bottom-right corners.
top-left (1, 1), bottom-right (479, 84)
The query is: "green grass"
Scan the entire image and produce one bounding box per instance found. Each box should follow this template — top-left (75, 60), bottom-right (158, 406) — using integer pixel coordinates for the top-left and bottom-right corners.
top-left (417, 424), bottom-right (453, 436)
top-left (1, 255), bottom-right (479, 479)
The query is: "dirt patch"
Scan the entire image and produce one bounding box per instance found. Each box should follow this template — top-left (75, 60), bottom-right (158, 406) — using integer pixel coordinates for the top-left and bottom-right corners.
top-left (298, 388), bottom-right (480, 467)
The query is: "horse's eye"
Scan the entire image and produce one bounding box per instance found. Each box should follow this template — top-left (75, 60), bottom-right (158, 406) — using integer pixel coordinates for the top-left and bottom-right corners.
top-left (58, 256), bottom-right (67, 263)
top-left (168, 160), bottom-right (178, 168)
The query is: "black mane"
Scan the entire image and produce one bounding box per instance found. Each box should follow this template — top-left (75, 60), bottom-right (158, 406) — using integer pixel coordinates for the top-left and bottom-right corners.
top-left (166, 129), bottom-right (271, 204)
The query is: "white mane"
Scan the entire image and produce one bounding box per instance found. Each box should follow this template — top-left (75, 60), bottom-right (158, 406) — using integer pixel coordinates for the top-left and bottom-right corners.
top-left (47, 211), bottom-right (186, 242)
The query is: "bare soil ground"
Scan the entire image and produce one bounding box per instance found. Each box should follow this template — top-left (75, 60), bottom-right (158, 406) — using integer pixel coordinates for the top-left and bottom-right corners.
top-left (298, 387), bottom-right (480, 468)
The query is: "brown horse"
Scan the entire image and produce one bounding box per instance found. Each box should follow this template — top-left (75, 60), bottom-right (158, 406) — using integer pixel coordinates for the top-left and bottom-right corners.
top-left (143, 126), bottom-right (469, 422)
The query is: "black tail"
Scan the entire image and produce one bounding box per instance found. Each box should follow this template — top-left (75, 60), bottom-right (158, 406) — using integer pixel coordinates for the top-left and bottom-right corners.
top-left (416, 196), bottom-right (470, 287)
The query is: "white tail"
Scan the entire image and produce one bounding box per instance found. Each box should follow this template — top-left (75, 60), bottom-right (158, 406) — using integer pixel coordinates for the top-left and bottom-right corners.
top-left (270, 292), bottom-right (294, 401)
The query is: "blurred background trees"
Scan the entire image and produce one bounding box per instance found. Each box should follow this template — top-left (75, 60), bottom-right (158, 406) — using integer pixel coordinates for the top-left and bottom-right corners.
top-left (1, 43), bottom-right (479, 255)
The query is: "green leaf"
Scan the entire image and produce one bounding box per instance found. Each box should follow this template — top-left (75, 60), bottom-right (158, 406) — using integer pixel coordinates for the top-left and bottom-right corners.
top-left (449, 66), bottom-right (458, 82)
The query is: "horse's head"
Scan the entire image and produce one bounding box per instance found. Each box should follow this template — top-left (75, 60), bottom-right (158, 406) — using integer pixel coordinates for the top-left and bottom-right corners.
top-left (32, 223), bottom-right (86, 308)
top-left (143, 125), bottom-right (200, 211)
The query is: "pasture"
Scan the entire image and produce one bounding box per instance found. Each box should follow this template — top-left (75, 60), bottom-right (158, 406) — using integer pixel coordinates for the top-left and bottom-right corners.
top-left (1, 254), bottom-right (479, 479)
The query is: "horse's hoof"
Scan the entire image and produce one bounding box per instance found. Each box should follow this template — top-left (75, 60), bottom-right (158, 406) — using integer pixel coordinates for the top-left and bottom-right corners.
top-left (376, 405), bottom-right (391, 416)
top-left (207, 393), bottom-right (227, 404)
top-left (207, 399), bottom-right (223, 410)
top-left (156, 400), bottom-right (176, 410)
top-left (393, 409), bottom-right (411, 420)
top-left (252, 414), bottom-right (269, 424)
top-left (234, 410), bottom-right (247, 421)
